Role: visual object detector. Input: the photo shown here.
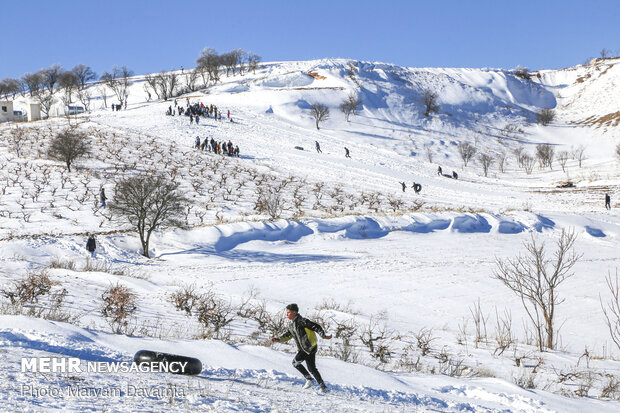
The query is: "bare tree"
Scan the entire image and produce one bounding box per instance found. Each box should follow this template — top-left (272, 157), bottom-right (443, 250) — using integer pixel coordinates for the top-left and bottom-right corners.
top-left (184, 69), bottom-right (200, 92)
top-left (76, 88), bottom-right (92, 112)
top-left (497, 151), bottom-right (508, 173)
top-left (22, 72), bottom-right (44, 98)
top-left (0, 78), bottom-right (22, 100)
top-left (109, 174), bottom-right (189, 258)
top-left (557, 151), bottom-right (569, 172)
top-left (420, 89), bottom-right (440, 117)
top-left (101, 66), bottom-right (133, 104)
top-left (512, 146), bottom-right (525, 168)
top-left (424, 144), bottom-right (434, 163)
top-left (47, 129), bottom-right (90, 172)
top-left (154, 71), bottom-right (178, 100)
top-left (600, 48), bottom-right (611, 59)
top-left (522, 154), bottom-right (535, 174)
top-left (572, 145), bottom-right (586, 168)
top-left (340, 93), bottom-right (362, 121)
top-left (41, 64), bottom-right (63, 95)
top-left (196, 47), bottom-right (221, 85)
top-left (247, 52), bottom-right (261, 74)
top-left (310, 103), bottom-right (330, 130)
top-left (72, 64), bottom-right (97, 90)
top-left (458, 142), bottom-right (477, 167)
top-left (58, 70), bottom-right (79, 106)
top-left (600, 270), bottom-right (620, 350)
top-left (536, 108), bottom-right (555, 126)
top-left (494, 229), bottom-right (582, 350)
top-left (536, 144), bottom-right (555, 169)
top-left (479, 153), bottom-right (494, 177)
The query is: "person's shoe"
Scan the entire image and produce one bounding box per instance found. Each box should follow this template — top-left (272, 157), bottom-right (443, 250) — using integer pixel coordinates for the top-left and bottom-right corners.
top-left (319, 383), bottom-right (328, 393)
top-left (302, 379), bottom-right (314, 389)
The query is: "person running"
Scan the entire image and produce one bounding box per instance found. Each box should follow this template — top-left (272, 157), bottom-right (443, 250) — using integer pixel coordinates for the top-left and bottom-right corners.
top-left (315, 141), bottom-right (322, 153)
top-left (345, 147), bottom-right (351, 158)
top-left (271, 304), bottom-right (332, 392)
top-left (605, 193), bottom-right (611, 210)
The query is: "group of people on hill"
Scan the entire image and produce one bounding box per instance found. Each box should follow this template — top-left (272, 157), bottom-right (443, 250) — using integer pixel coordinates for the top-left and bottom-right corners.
top-left (166, 99), bottom-right (233, 123)
top-left (195, 136), bottom-right (240, 157)
top-left (314, 141), bottom-right (351, 159)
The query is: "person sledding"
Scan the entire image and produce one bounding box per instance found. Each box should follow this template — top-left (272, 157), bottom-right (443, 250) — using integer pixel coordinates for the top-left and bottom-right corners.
top-left (271, 303), bottom-right (332, 392)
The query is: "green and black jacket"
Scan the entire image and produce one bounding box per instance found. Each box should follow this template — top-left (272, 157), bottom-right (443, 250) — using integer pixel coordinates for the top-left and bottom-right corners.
top-left (277, 314), bottom-right (326, 354)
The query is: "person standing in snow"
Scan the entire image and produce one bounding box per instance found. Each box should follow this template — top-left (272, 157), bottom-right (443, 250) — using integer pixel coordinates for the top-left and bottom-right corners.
top-left (195, 136), bottom-right (201, 149)
top-left (100, 188), bottom-right (107, 207)
top-left (605, 193), bottom-right (611, 210)
top-left (315, 141), bottom-right (322, 153)
top-left (227, 110), bottom-right (230, 119)
top-left (400, 182), bottom-right (406, 192)
top-left (345, 147), bottom-right (351, 158)
top-left (271, 304), bottom-right (332, 392)
top-left (452, 171), bottom-right (458, 180)
top-left (196, 115), bottom-right (200, 125)
top-left (86, 234), bottom-right (96, 258)
top-left (437, 166), bottom-right (442, 176)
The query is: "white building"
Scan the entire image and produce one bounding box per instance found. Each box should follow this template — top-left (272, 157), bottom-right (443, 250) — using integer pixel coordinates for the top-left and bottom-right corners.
top-left (0, 101), bottom-right (14, 123)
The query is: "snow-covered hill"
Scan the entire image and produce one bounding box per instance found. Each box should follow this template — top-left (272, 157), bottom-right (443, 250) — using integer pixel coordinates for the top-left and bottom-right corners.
top-left (1, 58), bottom-right (619, 412)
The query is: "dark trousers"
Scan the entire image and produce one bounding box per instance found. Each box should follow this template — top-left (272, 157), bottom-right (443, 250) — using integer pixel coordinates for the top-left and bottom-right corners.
top-left (292, 348), bottom-right (323, 385)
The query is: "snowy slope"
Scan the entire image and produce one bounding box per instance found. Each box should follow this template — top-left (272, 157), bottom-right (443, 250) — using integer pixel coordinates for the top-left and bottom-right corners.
top-left (0, 58), bottom-right (619, 412)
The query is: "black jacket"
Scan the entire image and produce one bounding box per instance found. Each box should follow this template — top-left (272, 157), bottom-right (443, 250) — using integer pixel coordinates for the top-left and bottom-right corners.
top-left (277, 314), bottom-right (326, 354)
top-left (86, 237), bottom-right (96, 252)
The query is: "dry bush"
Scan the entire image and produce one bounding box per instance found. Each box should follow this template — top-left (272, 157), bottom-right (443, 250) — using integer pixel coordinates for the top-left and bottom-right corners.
top-left (493, 308), bottom-right (515, 355)
top-left (170, 284), bottom-right (202, 316)
top-left (469, 298), bottom-right (489, 348)
top-left (195, 292), bottom-right (235, 339)
top-left (48, 258), bottom-right (78, 271)
top-left (458, 142), bottom-right (477, 167)
top-left (600, 374), bottom-right (620, 399)
top-left (536, 108), bottom-right (555, 126)
top-left (359, 315), bottom-right (393, 363)
top-left (514, 370), bottom-right (537, 389)
top-left (101, 283), bottom-right (137, 334)
top-left (397, 344), bottom-right (423, 372)
top-left (0, 270), bottom-right (56, 305)
top-left (414, 327), bottom-right (436, 356)
top-left (0, 271), bottom-right (76, 322)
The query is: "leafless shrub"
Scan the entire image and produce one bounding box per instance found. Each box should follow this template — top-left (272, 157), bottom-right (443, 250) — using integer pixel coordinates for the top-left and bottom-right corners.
top-left (397, 344), bottom-right (423, 372)
top-left (424, 144), bottom-right (434, 163)
top-left (572, 145), bottom-right (586, 168)
top-left (536, 108), bottom-right (555, 126)
top-left (81, 258), bottom-right (113, 273)
top-left (438, 353), bottom-right (468, 377)
top-left (195, 292), bottom-right (235, 339)
top-left (479, 153), bottom-right (494, 177)
top-left (359, 315), bottom-right (393, 363)
top-left (171, 284), bottom-right (202, 316)
top-left (557, 151), bottom-right (569, 172)
top-left (497, 151), bottom-right (508, 173)
top-left (514, 370), bottom-right (537, 389)
top-left (494, 229), bottom-right (581, 351)
top-left (469, 298), bottom-right (489, 348)
top-left (514, 66), bottom-right (530, 79)
top-left (493, 308), bottom-right (515, 355)
top-left (6, 127), bottom-right (28, 157)
top-left (255, 187), bottom-right (284, 219)
top-left (600, 270), bottom-right (620, 351)
top-left (327, 318), bottom-right (360, 363)
top-left (0, 270), bottom-right (56, 305)
top-left (536, 144), bottom-right (555, 169)
top-left (101, 282), bottom-right (137, 334)
top-left (458, 142), bottom-right (477, 167)
top-left (48, 258), bottom-right (77, 271)
top-left (522, 154), bottom-right (535, 174)
top-left (414, 327), bottom-right (436, 356)
top-left (420, 89), bottom-right (440, 117)
top-left (600, 374), bottom-right (620, 399)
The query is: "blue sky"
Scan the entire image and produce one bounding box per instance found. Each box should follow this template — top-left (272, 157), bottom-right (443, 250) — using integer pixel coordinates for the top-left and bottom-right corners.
top-left (1, 0), bottom-right (618, 79)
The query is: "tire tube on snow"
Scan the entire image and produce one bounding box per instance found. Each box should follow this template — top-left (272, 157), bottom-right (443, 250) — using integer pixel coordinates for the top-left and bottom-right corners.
top-left (133, 350), bottom-right (202, 376)
top-left (413, 183), bottom-right (422, 193)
